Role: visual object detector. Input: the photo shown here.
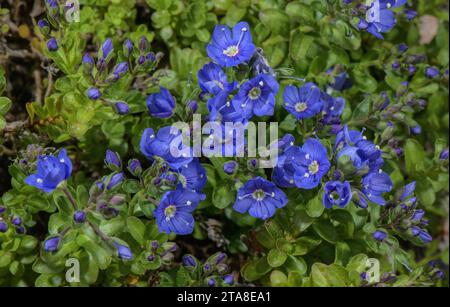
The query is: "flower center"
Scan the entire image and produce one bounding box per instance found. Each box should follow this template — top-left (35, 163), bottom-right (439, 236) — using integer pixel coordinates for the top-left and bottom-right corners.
top-left (164, 205), bottom-right (177, 221)
top-left (308, 160), bottom-right (320, 174)
top-left (252, 189), bottom-right (266, 201)
top-left (249, 87), bottom-right (261, 100)
top-left (295, 102), bottom-right (308, 112)
top-left (223, 45), bottom-right (239, 57)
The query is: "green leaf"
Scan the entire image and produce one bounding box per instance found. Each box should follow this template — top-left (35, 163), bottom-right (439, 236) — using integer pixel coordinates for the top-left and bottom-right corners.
top-left (312, 219), bottom-right (338, 244)
top-left (267, 249), bottom-right (288, 268)
top-left (306, 195), bottom-right (324, 218)
top-left (127, 216), bottom-right (146, 245)
top-left (0, 96), bottom-right (12, 115)
top-left (404, 139), bottom-right (426, 175)
top-left (311, 263), bottom-right (350, 287)
top-left (212, 185), bottom-right (234, 209)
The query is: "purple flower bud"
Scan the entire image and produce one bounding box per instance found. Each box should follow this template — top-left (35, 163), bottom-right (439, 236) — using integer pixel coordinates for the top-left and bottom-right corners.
top-left (0, 221), bottom-right (8, 233)
top-left (146, 52), bottom-right (156, 62)
top-left (411, 209), bottom-right (425, 221)
top-left (403, 9), bottom-right (417, 21)
top-left (139, 36), bottom-right (149, 52)
top-left (128, 159), bottom-right (142, 176)
top-left (418, 230), bottom-right (432, 243)
top-left (182, 255), bottom-right (197, 267)
top-left (410, 125), bottom-right (421, 135)
top-left (372, 230), bottom-right (388, 242)
top-left (105, 149), bottom-right (121, 169)
top-left (425, 67), bottom-right (440, 79)
top-left (109, 195), bottom-right (126, 206)
top-left (114, 102), bottom-right (129, 115)
top-left (215, 252), bottom-right (227, 264)
top-left (207, 277), bottom-right (216, 287)
top-left (223, 275), bottom-right (234, 285)
top-left (113, 242), bottom-right (133, 260)
top-left (47, 38), bottom-right (58, 52)
top-left (38, 19), bottom-right (49, 29)
top-left (203, 263), bottom-right (212, 272)
top-left (439, 148), bottom-right (449, 160)
top-left (398, 43), bottom-right (408, 53)
top-left (434, 270), bottom-right (445, 280)
top-left (87, 87), bottom-right (101, 100)
top-left (223, 161), bottom-right (238, 175)
top-left (16, 226), bottom-right (25, 234)
top-left (113, 62), bottom-right (128, 80)
top-left (411, 226), bottom-right (421, 236)
top-left (12, 217), bottom-right (21, 226)
top-left (101, 38), bottom-right (113, 59)
top-left (343, 0), bottom-right (353, 4)
top-left (187, 100), bottom-right (198, 113)
top-left (82, 53), bottom-right (94, 73)
top-left (395, 147), bottom-right (403, 157)
top-left (408, 65), bottom-right (416, 75)
top-left (360, 272), bottom-right (367, 280)
top-left (0, 206), bottom-right (5, 214)
top-left (46, 0), bottom-right (58, 8)
top-left (357, 18), bottom-right (369, 30)
top-left (401, 81), bottom-right (409, 87)
top-left (392, 61), bottom-right (400, 69)
top-left (138, 55), bottom-right (146, 65)
top-left (124, 39), bottom-right (133, 57)
top-left (73, 210), bottom-right (86, 223)
top-left (150, 241), bottom-right (159, 249)
top-left (108, 172), bottom-right (125, 189)
top-left (44, 236), bottom-right (60, 252)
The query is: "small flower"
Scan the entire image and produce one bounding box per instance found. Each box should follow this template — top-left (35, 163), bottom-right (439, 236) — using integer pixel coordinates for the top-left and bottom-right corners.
top-left (140, 126), bottom-right (192, 169)
top-left (361, 170), bottom-right (393, 206)
top-left (283, 83), bottom-right (323, 120)
top-left (410, 125), bottom-right (421, 135)
top-left (82, 53), bottom-right (94, 69)
top-left (178, 158), bottom-right (207, 192)
top-left (25, 149), bottom-right (72, 193)
top-left (123, 39), bottom-right (133, 57)
top-left (96, 172), bottom-right (125, 190)
top-left (373, 230), bottom-right (388, 241)
top-left (207, 21), bottom-right (255, 67)
top-left (321, 93), bottom-right (345, 125)
top-left (425, 66), bottom-right (440, 79)
top-left (399, 181), bottom-right (416, 201)
top-left (0, 221), bottom-right (8, 233)
top-left (16, 226), bottom-right (25, 234)
top-left (105, 149), bottom-right (121, 170)
top-left (187, 100), bottom-right (198, 113)
top-left (252, 47), bottom-right (275, 77)
top-left (44, 236), bottom-right (60, 252)
top-left (223, 161), bottom-right (238, 175)
top-left (198, 62), bottom-right (237, 95)
top-left (47, 38), bottom-right (58, 51)
top-left (128, 159), bottom-right (142, 176)
top-left (328, 70), bottom-right (352, 92)
top-left (100, 38), bottom-right (113, 59)
top-left (439, 148), bottom-right (449, 160)
top-left (360, 0), bottom-right (406, 39)
top-left (207, 91), bottom-right (246, 123)
top-left (113, 242), bottom-right (133, 260)
top-left (139, 36), bottom-right (149, 51)
top-left (322, 180), bottom-right (352, 209)
top-left (154, 189), bottom-right (205, 235)
top-left (11, 217), bottom-right (21, 226)
top-left (233, 74), bottom-right (279, 119)
top-left (73, 210), bottom-right (86, 223)
top-left (146, 87), bottom-right (176, 118)
top-left (207, 277), bottom-right (216, 287)
top-left (398, 43), bottom-right (408, 53)
top-left (403, 9), bottom-right (417, 21)
top-left (418, 230), bottom-right (432, 243)
top-left (233, 177), bottom-right (288, 220)
top-left (114, 102), bottom-right (129, 115)
top-left (411, 209), bottom-right (425, 222)
top-left (87, 87), bottom-right (101, 100)
top-left (0, 206), bottom-right (5, 214)
top-left (294, 139), bottom-right (331, 189)
top-left (182, 255), bottom-right (197, 267)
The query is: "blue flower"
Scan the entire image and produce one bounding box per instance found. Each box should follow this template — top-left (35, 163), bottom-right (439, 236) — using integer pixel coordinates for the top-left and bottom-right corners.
top-left (147, 87), bottom-right (176, 118)
top-left (322, 180), bottom-right (352, 209)
top-left (96, 172), bottom-right (125, 190)
top-left (182, 254), bottom-right (198, 267)
top-left (128, 159), bottom-right (142, 176)
top-left (178, 158), bottom-right (207, 192)
top-left (73, 211), bottom-right (86, 223)
top-left (399, 181), bottom-right (416, 201)
top-left (113, 242), bottom-right (133, 260)
top-left (105, 149), bottom-right (121, 170)
top-left (140, 126), bottom-right (192, 169)
top-left (272, 145), bottom-right (302, 188)
top-left (198, 62), bottom-right (237, 95)
top-left (233, 177), bottom-right (288, 220)
top-left (154, 189), bottom-right (205, 235)
top-left (232, 74), bottom-right (279, 118)
top-left (207, 21), bottom-right (255, 67)
top-left (25, 149), bottom-right (72, 193)
top-left (425, 66), bottom-right (440, 79)
top-left (0, 221), bottom-right (8, 233)
top-left (44, 236), bottom-right (60, 252)
top-left (293, 139), bottom-right (331, 189)
top-left (334, 126), bottom-right (364, 152)
top-left (223, 161), bottom-right (238, 175)
top-left (327, 68), bottom-right (352, 91)
top-left (439, 148), bottom-right (449, 160)
top-left (283, 83), bottom-right (323, 120)
top-left (361, 170), bottom-right (393, 205)
top-left (87, 87), bottom-right (101, 100)
top-left (321, 93), bottom-right (345, 125)
top-left (337, 145), bottom-right (367, 170)
top-left (223, 275), bottom-right (234, 285)
top-left (207, 91), bottom-right (246, 123)
top-left (360, 0), bottom-right (406, 39)
top-left (372, 230), bottom-right (388, 241)
top-left (252, 48), bottom-right (275, 77)
top-left (112, 62), bottom-right (128, 80)
top-left (124, 39), bottom-right (133, 57)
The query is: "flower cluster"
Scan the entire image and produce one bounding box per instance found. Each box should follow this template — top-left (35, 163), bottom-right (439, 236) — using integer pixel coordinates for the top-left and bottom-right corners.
top-left (181, 252), bottom-right (235, 286)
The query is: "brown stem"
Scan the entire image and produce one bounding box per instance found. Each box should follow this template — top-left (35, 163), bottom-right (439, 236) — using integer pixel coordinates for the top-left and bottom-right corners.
top-left (62, 186), bottom-right (78, 210)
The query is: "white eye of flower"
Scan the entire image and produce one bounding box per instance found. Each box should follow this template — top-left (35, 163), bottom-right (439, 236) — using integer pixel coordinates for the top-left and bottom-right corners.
top-left (60, 159), bottom-right (65, 163)
top-left (186, 201), bottom-right (192, 206)
top-left (226, 101), bottom-right (231, 107)
top-left (241, 27), bottom-right (248, 32)
top-left (375, 145), bottom-right (380, 149)
top-left (271, 192), bottom-right (275, 197)
top-left (150, 134), bottom-right (155, 138)
top-left (362, 136), bottom-right (367, 140)
top-left (37, 178), bottom-right (43, 183)
top-left (304, 173), bottom-right (310, 178)
top-left (259, 81), bottom-right (264, 86)
top-left (290, 141), bottom-right (294, 146)
top-left (378, 169), bottom-right (383, 174)
top-left (305, 154), bottom-right (310, 159)
top-left (289, 179), bottom-right (294, 184)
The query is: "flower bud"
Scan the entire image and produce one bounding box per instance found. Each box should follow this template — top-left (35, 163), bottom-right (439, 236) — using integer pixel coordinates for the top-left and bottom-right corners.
top-left (410, 125), bottom-right (421, 135)
top-left (128, 159), bottom-right (142, 176)
top-left (372, 230), bottom-right (388, 242)
top-left (109, 194), bottom-right (126, 206)
top-left (44, 236), bottom-right (60, 252)
top-left (182, 255), bottom-right (197, 268)
top-left (112, 62), bottom-right (128, 81)
top-left (187, 100), bottom-right (198, 113)
top-left (146, 52), bottom-right (156, 62)
top-left (38, 19), bottom-right (50, 36)
top-left (82, 53), bottom-right (94, 73)
top-left (403, 9), bottom-right (417, 21)
top-left (100, 38), bottom-right (113, 60)
top-left (207, 277), bottom-right (216, 287)
top-left (0, 221), bottom-right (8, 233)
top-left (123, 39), bottom-right (133, 58)
top-left (114, 102), bottom-right (130, 115)
top-left (398, 43), bottom-right (408, 53)
top-left (139, 36), bottom-right (149, 52)
top-left (147, 255), bottom-right (155, 262)
top-left (105, 149), bottom-right (122, 170)
top-left (87, 87), bottom-right (101, 100)
top-left (113, 242), bottom-right (133, 260)
top-left (16, 226), bottom-right (25, 234)
top-left (223, 161), bottom-right (237, 175)
top-left (12, 216), bottom-right (22, 226)
top-left (47, 38), bottom-right (58, 52)
top-left (425, 66), bottom-right (440, 79)
top-left (223, 275), bottom-right (234, 285)
top-left (0, 206), bottom-right (5, 214)
top-left (439, 148), bottom-right (449, 160)
top-left (73, 210), bottom-right (86, 223)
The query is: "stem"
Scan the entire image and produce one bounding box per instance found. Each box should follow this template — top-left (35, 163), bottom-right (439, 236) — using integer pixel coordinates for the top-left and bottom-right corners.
top-left (62, 186), bottom-right (78, 210)
top-left (88, 221), bottom-right (110, 242)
